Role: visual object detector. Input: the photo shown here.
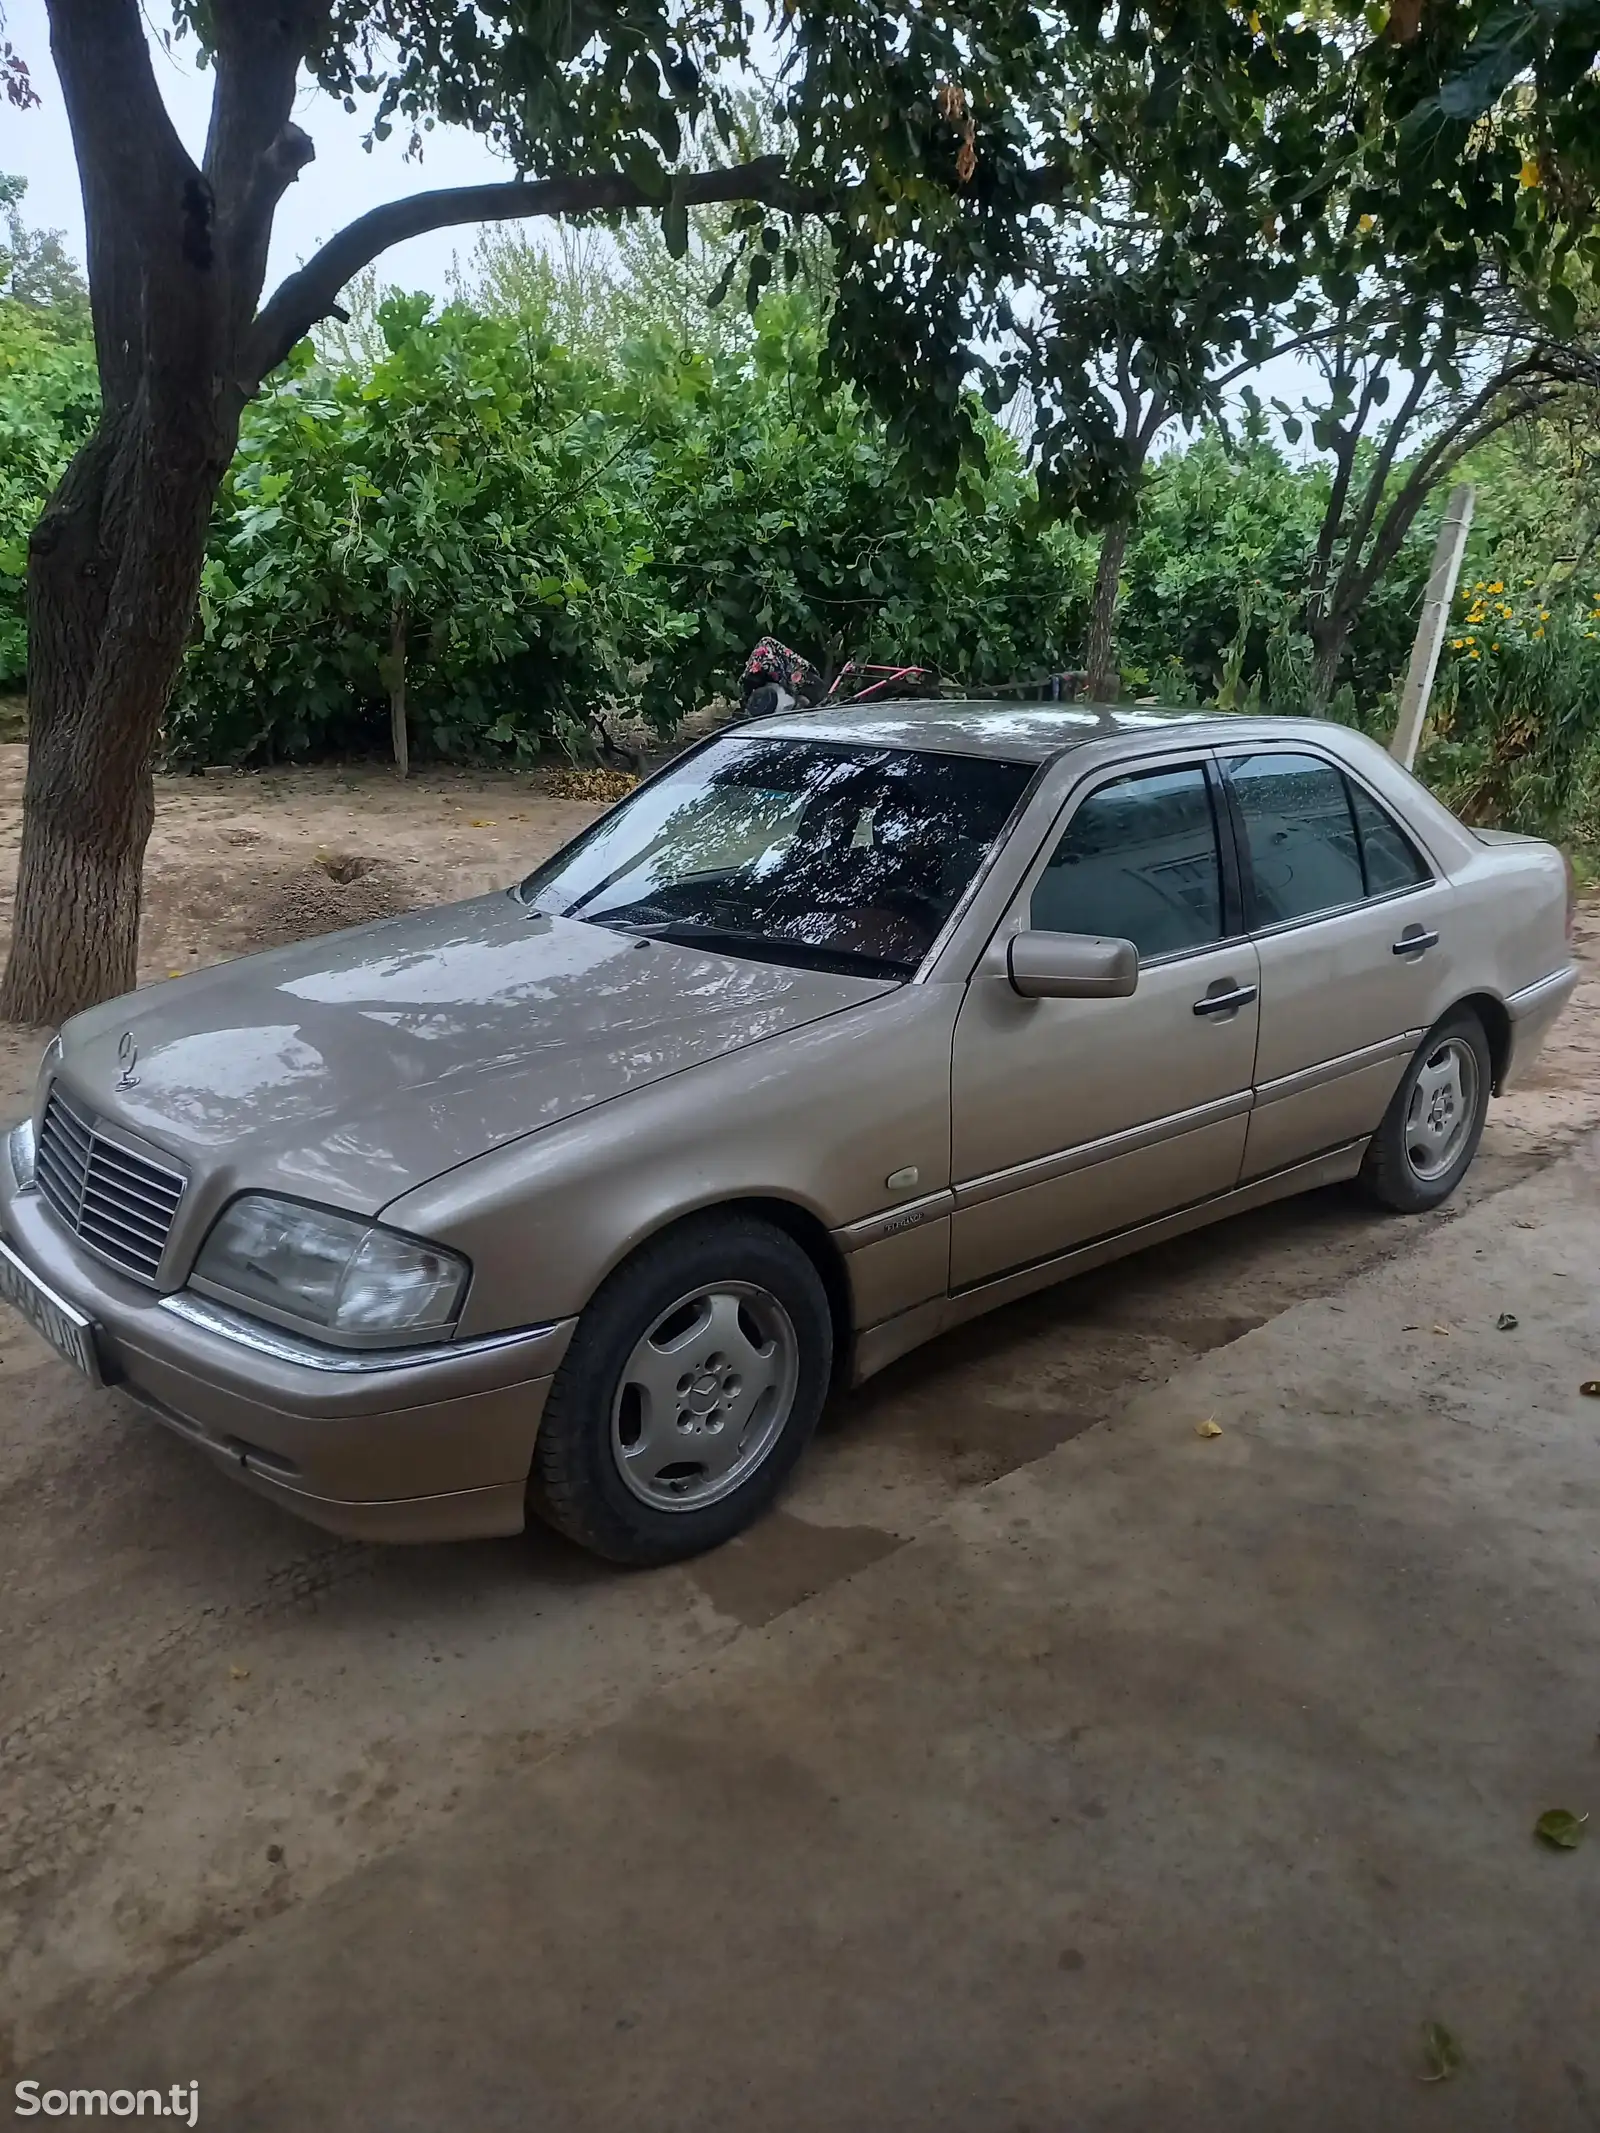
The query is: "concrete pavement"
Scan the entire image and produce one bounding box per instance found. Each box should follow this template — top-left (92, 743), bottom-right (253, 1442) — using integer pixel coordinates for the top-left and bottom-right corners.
top-left (23, 1140), bottom-right (1600, 2131)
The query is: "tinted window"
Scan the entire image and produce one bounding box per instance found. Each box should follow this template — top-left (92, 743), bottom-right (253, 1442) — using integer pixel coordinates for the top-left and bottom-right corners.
top-left (1227, 753), bottom-right (1363, 926)
top-left (1350, 783), bottom-right (1429, 895)
top-left (1031, 765), bottom-right (1223, 959)
top-left (519, 736), bottom-right (1031, 979)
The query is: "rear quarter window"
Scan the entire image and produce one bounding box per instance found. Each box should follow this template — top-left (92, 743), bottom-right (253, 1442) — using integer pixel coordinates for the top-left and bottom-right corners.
top-left (1349, 783), bottom-right (1431, 895)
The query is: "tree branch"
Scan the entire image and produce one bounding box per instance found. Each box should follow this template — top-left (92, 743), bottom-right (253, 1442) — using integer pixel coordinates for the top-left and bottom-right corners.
top-left (1306, 374), bottom-right (1380, 626)
top-left (1212, 323), bottom-right (1329, 390)
top-left (1323, 354), bottom-right (1438, 616)
top-left (1134, 386), bottom-right (1170, 455)
top-left (245, 157), bottom-right (815, 384)
top-left (1349, 389), bottom-right (1564, 604)
top-left (204, 0), bottom-right (327, 335)
top-left (45, 0), bottom-right (201, 408)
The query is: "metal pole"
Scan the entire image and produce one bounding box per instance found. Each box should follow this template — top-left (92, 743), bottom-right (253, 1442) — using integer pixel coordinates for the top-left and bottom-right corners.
top-left (1389, 481), bottom-right (1475, 771)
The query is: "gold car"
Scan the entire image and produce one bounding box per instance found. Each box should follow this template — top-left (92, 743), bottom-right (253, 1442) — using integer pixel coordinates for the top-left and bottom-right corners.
top-left (0, 704), bottom-right (1578, 1561)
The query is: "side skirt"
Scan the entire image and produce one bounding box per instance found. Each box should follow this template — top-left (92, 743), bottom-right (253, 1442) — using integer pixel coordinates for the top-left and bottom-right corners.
top-left (849, 1138), bottom-right (1369, 1386)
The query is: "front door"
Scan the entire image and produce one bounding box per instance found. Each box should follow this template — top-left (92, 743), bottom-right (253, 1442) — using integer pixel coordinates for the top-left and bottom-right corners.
top-left (1220, 747), bottom-right (1462, 1179)
top-left (950, 760), bottom-right (1260, 1290)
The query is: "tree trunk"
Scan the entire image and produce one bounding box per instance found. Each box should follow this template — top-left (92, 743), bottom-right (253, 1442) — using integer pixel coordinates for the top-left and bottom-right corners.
top-left (0, 394), bottom-right (235, 1025)
top-left (1307, 615), bottom-right (1349, 710)
top-left (1084, 518), bottom-right (1132, 702)
top-left (388, 599), bottom-right (409, 779)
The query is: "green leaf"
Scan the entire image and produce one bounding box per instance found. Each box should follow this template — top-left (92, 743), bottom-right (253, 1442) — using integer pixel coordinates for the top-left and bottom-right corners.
top-left (1419, 2022), bottom-right (1462, 2083)
top-left (1534, 1809), bottom-right (1588, 1850)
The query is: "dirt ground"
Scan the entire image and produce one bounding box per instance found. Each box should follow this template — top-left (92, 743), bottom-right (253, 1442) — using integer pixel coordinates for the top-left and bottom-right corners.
top-left (2, 742), bottom-right (1599, 2072)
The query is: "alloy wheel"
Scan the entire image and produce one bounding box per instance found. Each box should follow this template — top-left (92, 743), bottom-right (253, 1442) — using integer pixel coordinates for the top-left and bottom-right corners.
top-left (610, 1282), bottom-right (801, 1512)
top-left (1403, 1034), bottom-right (1480, 1183)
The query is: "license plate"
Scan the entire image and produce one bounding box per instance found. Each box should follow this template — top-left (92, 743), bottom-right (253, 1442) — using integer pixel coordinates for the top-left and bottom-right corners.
top-left (0, 1236), bottom-right (102, 1383)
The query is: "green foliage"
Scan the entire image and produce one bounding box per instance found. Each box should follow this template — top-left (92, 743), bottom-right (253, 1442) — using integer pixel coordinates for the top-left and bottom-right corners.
top-left (0, 301), bottom-right (98, 684)
top-left (617, 295), bottom-right (1086, 733)
top-left (5, 263), bottom-right (1600, 853)
top-left (1420, 577), bottom-right (1600, 842)
top-left (159, 0), bottom-right (1600, 507)
top-left (1111, 428), bottom-right (1436, 711)
top-left (170, 295), bottom-right (680, 764)
top-left (166, 290), bottom-right (1087, 765)
top-left (0, 175), bottom-right (90, 337)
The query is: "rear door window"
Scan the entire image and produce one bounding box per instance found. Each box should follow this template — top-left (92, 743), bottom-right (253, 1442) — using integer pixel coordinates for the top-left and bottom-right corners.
top-left (1225, 753), bottom-right (1364, 926)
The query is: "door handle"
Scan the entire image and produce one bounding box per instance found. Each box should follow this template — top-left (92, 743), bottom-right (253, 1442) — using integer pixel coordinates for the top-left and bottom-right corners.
top-left (1193, 982), bottom-right (1258, 1017)
top-left (1392, 927), bottom-right (1440, 958)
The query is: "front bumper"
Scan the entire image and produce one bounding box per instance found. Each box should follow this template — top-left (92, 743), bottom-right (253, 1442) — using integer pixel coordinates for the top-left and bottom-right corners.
top-left (0, 1154), bottom-right (576, 1543)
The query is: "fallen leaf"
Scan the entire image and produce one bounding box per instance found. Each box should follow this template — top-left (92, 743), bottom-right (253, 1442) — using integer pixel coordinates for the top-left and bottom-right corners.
top-left (469, 819), bottom-right (492, 827)
top-left (166, 969), bottom-right (182, 978)
top-left (1194, 1418), bottom-right (1223, 1439)
top-left (1497, 1313), bottom-right (1518, 1331)
top-left (1513, 1219), bottom-right (1537, 1230)
top-left (1432, 1323), bottom-right (1451, 1336)
top-left (1582, 1382), bottom-right (1600, 1399)
top-left (1419, 2020), bottom-right (1463, 2083)
top-left (1534, 1808), bottom-right (1588, 1850)
top-left (1402, 1323), bottom-right (1420, 1332)
top-left (229, 1664), bottom-right (251, 1682)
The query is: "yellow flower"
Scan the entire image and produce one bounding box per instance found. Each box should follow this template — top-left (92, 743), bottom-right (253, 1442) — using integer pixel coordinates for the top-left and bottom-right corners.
top-left (1499, 604), bottom-right (1512, 617)
top-left (1533, 625), bottom-right (1545, 637)
top-left (1472, 580), bottom-right (1485, 590)
top-left (1520, 157), bottom-right (1541, 188)
top-left (1492, 641), bottom-right (1501, 651)
top-left (1538, 607), bottom-right (1550, 619)
top-left (1464, 634), bottom-right (1476, 645)
top-left (1487, 581), bottom-right (1504, 594)
top-left (1450, 638), bottom-right (1464, 649)
top-left (1358, 212), bottom-right (1376, 232)
top-left (1470, 649), bottom-right (1481, 659)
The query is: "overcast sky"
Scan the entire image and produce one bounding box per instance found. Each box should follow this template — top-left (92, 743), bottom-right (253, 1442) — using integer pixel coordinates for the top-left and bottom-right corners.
top-left (1, 0), bottom-right (516, 296)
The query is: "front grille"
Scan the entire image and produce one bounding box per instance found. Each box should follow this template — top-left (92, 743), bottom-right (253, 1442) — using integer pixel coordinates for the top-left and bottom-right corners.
top-left (35, 1085), bottom-right (186, 1284)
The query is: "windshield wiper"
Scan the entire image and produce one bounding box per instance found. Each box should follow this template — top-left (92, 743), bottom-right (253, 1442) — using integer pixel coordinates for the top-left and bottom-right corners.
top-left (610, 920), bottom-right (913, 981)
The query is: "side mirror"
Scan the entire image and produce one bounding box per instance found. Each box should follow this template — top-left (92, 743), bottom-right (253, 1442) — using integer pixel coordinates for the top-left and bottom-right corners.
top-left (1007, 930), bottom-right (1139, 1001)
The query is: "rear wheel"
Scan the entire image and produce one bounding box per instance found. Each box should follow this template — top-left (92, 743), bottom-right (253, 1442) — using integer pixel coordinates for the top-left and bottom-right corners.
top-left (527, 1214), bottom-right (832, 1564)
top-left (1359, 1008), bottom-right (1491, 1214)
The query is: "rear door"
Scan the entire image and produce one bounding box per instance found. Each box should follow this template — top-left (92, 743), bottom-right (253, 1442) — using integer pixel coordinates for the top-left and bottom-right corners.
top-left (1222, 747), bottom-right (1462, 1179)
top-left (950, 759), bottom-right (1260, 1290)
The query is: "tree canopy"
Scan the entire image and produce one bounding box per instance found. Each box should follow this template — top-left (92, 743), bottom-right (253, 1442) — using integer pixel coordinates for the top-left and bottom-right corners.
top-left (1, 0), bottom-right (1598, 1021)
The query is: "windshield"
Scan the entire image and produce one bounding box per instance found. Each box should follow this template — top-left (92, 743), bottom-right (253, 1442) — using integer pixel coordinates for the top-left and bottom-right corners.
top-left (520, 736), bottom-right (1032, 978)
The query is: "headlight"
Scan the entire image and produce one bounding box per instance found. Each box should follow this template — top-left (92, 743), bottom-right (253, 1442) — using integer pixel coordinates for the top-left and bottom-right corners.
top-left (191, 1195), bottom-right (469, 1344)
top-left (7, 1117), bottom-right (35, 1190)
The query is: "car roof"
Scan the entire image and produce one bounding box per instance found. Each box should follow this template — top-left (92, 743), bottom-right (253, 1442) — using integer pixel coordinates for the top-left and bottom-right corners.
top-left (742, 698), bottom-right (1242, 765)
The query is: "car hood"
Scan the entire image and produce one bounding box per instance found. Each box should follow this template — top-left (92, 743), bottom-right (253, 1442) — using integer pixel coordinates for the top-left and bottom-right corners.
top-left (55, 895), bottom-right (894, 1214)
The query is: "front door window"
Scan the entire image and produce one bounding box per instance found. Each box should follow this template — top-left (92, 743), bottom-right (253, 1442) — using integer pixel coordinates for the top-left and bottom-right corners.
top-left (1031, 764), bottom-right (1224, 958)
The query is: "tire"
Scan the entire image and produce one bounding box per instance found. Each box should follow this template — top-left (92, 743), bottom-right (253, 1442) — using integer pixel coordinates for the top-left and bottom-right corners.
top-left (1359, 1007), bottom-right (1492, 1214)
top-left (527, 1214), bottom-right (833, 1565)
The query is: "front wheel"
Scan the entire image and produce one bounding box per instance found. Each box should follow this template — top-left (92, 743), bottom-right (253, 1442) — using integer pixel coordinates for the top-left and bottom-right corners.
top-left (1359, 1008), bottom-right (1492, 1214)
top-left (527, 1214), bottom-right (833, 1565)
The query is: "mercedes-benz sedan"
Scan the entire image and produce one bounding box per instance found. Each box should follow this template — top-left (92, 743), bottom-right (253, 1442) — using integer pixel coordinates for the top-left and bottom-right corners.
top-left (0, 703), bottom-right (1578, 1561)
